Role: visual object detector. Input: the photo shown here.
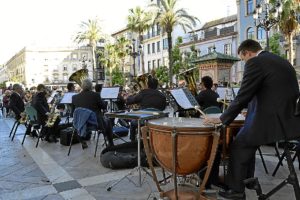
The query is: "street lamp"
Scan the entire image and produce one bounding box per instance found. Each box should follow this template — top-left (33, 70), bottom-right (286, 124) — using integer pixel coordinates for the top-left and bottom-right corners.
top-left (253, 0), bottom-right (283, 51)
top-left (126, 39), bottom-right (142, 77)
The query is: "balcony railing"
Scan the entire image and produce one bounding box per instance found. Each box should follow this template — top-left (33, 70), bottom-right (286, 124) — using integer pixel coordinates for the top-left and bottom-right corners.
top-left (143, 31), bottom-right (161, 40)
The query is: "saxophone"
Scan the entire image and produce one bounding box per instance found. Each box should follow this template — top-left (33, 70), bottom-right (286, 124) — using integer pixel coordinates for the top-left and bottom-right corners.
top-left (45, 96), bottom-right (60, 127)
top-left (19, 112), bottom-right (27, 124)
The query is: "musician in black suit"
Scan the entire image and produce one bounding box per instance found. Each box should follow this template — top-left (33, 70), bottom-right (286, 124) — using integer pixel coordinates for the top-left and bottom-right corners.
top-left (72, 79), bottom-right (114, 147)
top-left (195, 76), bottom-right (220, 110)
top-left (126, 75), bottom-right (167, 141)
top-left (32, 84), bottom-right (50, 126)
top-left (205, 39), bottom-right (300, 199)
top-left (9, 84), bottom-right (25, 120)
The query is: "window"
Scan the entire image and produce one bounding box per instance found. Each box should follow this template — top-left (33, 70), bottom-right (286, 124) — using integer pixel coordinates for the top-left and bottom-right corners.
top-left (157, 23), bottom-right (161, 35)
top-left (148, 61), bottom-right (151, 71)
top-left (246, 0), bottom-right (253, 15)
top-left (148, 44), bottom-right (151, 54)
top-left (72, 64), bottom-right (77, 71)
top-left (257, 27), bottom-right (266, 40)
top-left (208, 46), bottom-right (214, 53)
top-left (157, 41), bottom-right (161, 52)
top-left (157, 59), bottom-right (161, 67)
top-left (147, 30), bottom-right (150, 38)
top-left (152, 60), bottom-right (156, 69)
top-left (163, 38), bottom-right (168, 50)
top-left (63, 65), bottom-right (68, 71)
top-left (224, 44), bottom-right (232, 55)
top-left (152, 26), bottom-right (155, 37)
top-left (152, 43), bottom-right (155, 53)
top-left (247, 27), bottom-right (255, 39)
top-left (157, 0), bottom-right (161, 6)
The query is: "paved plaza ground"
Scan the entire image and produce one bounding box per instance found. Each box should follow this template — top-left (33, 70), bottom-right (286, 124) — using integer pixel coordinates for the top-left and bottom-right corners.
top-left (0, 116), bottom-right (299, 200)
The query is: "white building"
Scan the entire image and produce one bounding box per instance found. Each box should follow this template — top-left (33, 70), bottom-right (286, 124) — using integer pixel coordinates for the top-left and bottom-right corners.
top-left (3, 46), bottom-right (93, 88)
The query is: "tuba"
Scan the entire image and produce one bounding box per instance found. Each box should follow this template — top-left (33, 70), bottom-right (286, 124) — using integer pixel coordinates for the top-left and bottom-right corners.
top-left (178, 67), bottom-right (198, 96)
top-left (132, 73), bottom-right (150, 92)
top-left (69, 69), bottom-right (89, 86)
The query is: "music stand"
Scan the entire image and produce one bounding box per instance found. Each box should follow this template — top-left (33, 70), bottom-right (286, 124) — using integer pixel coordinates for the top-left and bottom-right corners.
top-left (105, 111), bottom-right (167, 191)
top-left (60, 92), bottom-right (77, 124)
top-left (101, 87), bottom-right (120, 112)
top-left (170, 88), bottom-right (199, 110)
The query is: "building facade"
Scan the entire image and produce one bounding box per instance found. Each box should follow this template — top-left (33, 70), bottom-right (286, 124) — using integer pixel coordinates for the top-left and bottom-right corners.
top-left (3, 46), bottom-right (93, 88)
top-left (179, 15), bottom-right (241, 82)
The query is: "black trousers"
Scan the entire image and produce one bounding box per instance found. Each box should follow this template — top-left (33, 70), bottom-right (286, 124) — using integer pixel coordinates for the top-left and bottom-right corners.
top-left (226, 133), bottom-right (258, 192)
top-left (97, 116), bottom-right (114, 146)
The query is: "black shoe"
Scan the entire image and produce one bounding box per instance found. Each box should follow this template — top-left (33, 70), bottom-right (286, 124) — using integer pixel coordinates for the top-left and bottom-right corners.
top-left (81, 141), bottom-right (88, 149)
top-left (211, 181), bottom-right (228, 190)
top-left (245, 182), bottom-right (256, 190)
top-left (219, 189), bottom-right (245, 200)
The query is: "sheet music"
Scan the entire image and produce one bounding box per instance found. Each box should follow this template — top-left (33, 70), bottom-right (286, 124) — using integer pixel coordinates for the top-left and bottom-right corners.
top-left (60, 92), bottom-right (77, 104)
top-left (170, 89), bottom-right (194, 109)
top-left (233, 88), bottom-right (240, 97)
top-left (101, 87), bottom-right (120, 99)
top-left (47, 91), bottom-right (57, 104)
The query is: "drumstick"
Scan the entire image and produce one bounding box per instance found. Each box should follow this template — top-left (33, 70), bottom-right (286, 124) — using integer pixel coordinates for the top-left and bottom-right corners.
top-left (194, 106), bottom-right (206, 119)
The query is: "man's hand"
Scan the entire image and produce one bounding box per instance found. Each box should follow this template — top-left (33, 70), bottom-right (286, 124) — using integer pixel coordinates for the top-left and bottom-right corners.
top-left (203, 117), bottom-right (222, 125)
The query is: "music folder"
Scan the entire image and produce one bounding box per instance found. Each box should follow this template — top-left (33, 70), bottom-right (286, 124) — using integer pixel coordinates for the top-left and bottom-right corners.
top-left (170, 88), bottom-right (199, 110)
top-left (60, 92), bottom-right (77, 104)
top-left (101, 87), bottom-right (120, 99)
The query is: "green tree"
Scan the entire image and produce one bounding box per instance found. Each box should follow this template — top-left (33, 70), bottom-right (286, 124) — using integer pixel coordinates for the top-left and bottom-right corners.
top-left (111, 67), bottom-right (125, 85)
top-left (272, 0), bottom-right (300, 65)
top-left (127, 7), bottom-right (152, 74)
top-left (150, 0), bottom-right (198, 85)
top-left (74, 18), bottom-right (103, 82)
top-left (156, 65), bottom-right (169, 85)
top-left (115, 36), bottom-right (130, 74)
top-left (172, 37), bottom-right (183, 76)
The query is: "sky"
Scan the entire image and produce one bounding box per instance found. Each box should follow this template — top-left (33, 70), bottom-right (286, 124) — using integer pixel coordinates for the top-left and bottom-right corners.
top-left (0, 0), bottom-right (237, 64)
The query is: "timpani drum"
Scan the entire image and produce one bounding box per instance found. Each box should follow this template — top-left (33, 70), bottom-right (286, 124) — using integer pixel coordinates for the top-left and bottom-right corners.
top-left (142, 117), bottom-right (220, 200)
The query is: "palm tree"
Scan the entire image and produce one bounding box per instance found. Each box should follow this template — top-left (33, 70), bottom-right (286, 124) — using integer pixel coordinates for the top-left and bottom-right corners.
top-left (274, 0), bottom-right (300, 66)
top-left (74, 18), bottom-right (103, 82)
top-left (127, 6), bottom-right (152, 74)
top-left (115, 36), bottom-right (130, 74)
top-left (150, 0), bottom-right (198, 85)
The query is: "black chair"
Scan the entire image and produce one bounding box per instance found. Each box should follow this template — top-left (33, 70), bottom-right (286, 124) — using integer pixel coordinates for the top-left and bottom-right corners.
top-left (67, 108), bottom-right (106, 157)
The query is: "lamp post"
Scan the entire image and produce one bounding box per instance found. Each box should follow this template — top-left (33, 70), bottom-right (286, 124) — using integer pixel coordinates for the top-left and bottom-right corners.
top-left (253, 0), bottom-right (283, 51)
top-left (127, 39), bottom-right (142, 77)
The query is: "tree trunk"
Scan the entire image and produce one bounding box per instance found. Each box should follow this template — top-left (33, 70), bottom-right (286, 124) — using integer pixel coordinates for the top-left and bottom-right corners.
top-left (139, 34), bottom-right (145, 74)
top-left (92, 45), bottom-right (97, 83)
top-left (288, 33), bottom-right (294, 66)
top-left (167, 31), bottom-right (173, 85)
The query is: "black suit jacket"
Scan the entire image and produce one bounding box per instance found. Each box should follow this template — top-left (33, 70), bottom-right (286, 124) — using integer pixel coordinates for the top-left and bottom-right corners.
top-left (126, 89), bottom-right (167, 111)
top-left (32, 92), bottom-right (50, 125)
top-left (72, 90), bottom-right (107, 122)
top-left (9, 92), bottom-right (24, 120)
top-left (220, 51), bottom-right (300, 145)
top-left (195, 89), bottom-right (219, 110)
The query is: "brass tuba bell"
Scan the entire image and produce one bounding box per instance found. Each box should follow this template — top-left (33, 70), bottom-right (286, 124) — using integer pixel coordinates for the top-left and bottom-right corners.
top-left (178, 67), bottom-right (198, 96)
top-left (69, 69), bottom-right (89, 87)
top-left (132, 73), bottom-right (150, 92)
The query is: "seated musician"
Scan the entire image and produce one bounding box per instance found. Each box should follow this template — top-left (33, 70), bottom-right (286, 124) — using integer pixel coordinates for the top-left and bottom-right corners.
top-left (72, 79), bottom-right (114, 148)
top-left (205, 39), bottom-right (300, 199)
top-left (126, 75), bottom-right (166, 141)
top-left (195, 76), bottom-right (220, 110)
top-left (32, 84), bottom-right (59, 142)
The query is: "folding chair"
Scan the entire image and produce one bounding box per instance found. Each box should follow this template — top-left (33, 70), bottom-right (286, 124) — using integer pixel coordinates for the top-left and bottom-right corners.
top-left (67, 108), bottom-right (106, 157)
top-left (21, 106), bottom-right (42, 148)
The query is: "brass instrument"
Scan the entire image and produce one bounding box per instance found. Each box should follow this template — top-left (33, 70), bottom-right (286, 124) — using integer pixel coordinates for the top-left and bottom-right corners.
top-left (45, 96), bottom-right (60, 127)
top-left (178, 67), bottom-right (198, 96)
top-left (19, 112), bottom-right (27, 124)
top-left (132, 73), bottom-right (150, 92)
top-left (69, 69), bottom-right (89, 87)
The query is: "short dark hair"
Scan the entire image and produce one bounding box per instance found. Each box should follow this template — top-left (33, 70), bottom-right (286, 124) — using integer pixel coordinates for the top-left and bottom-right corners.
top-left (37, 84), bottom-right (46, 91)
top-left (95, 84), bottom-right (103, 93)
top-left (67, 83), bottom-right (75, 91)
top-left (237, 39), bottom-right (262, 54)
top-left (147, 75), bottom-right (158, 89)
top-left (201, 76), bottom-right (213, 89)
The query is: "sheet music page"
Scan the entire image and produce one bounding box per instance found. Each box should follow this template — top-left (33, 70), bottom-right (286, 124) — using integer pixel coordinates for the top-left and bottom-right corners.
top-left (216, 87), bottom-right (226, 99)
top-left (101, 87), bottom-right (120, 99)
top-left (60, 92), bottom-right (77, 104)
top-left (170, 89), bottom-right (193, 109)
top-left (47, 92), bottom-right (57, 104)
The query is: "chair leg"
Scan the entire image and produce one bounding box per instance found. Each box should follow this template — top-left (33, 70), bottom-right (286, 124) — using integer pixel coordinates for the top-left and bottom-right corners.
top-left (258, 147), bottom-right (269, 174)
top-left (68, 130), bottom-right (75, 156)
top-left (35, 130), bottom-right (41, 148)
top-left (272, 151), bottom-right (286, 176)
top-left (9, 121), bottom-right (18, 137)
top-left (11, 123), bottom-right (20, 141)
top-left (21, 124), bottom-right (29, 145)
top-left (94, 131), bottom-right (100, 158)
top-left (275, 143), bottom-right (283, 166)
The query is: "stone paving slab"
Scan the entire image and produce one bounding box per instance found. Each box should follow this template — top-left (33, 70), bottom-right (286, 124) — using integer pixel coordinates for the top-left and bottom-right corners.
top-left (1, 117), bottom-right (300, 199)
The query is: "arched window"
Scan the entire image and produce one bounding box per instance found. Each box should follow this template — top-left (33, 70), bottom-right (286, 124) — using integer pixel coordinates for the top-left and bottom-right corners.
top-left (247, 27), bottom-right (255, 39)
top-left (257, 27), bottom-right (266, 40)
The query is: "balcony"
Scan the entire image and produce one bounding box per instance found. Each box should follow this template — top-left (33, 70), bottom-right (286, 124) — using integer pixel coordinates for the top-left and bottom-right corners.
top-left (143, 31), bottom-right (161, 40)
